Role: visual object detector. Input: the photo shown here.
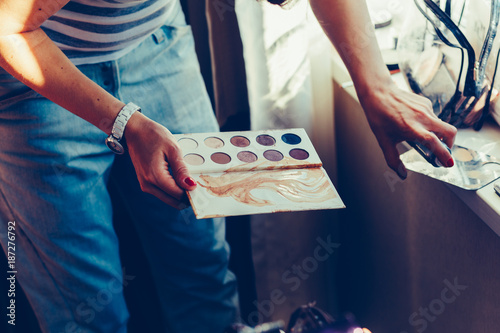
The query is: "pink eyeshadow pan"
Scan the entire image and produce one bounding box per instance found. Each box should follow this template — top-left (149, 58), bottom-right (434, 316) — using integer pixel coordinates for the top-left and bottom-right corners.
top-left (263, 150), bottom-right (283, 161)
top-left (289, 148), bottom-right (309, 160)
top-left (230, 136), bottom-right (250, 147)
top-left (237, 151), bottom-right (258, 163)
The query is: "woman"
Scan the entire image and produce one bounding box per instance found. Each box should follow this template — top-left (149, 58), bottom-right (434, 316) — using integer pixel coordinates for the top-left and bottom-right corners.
top-left (0, 0), bottom-right (456, 332)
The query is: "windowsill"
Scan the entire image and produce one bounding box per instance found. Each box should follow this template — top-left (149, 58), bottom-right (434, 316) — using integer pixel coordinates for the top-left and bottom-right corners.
top-left (331, 49), bottom-right (500, 236)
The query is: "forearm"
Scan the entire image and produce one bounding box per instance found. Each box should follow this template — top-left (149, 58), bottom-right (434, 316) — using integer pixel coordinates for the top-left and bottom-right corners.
top-left (0, 29), bottom-right (125, 134)
top-left (310, 0), bottom-right (392, 99)
top-left (310, 0), bottom-right (457, 175)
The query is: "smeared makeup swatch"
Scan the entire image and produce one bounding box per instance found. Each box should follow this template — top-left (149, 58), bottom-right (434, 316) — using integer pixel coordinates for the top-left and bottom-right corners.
top-left (198, 169), bottom-right (336, 207)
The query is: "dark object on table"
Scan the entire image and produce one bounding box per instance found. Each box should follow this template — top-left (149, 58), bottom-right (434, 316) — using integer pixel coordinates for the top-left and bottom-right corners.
top-left (225, 321), bottom-right (285, 333)
top-left (287, 303), bottom-right (365, 333)
top-left (494, 181), bottom-right (500, 196)
top-left (225, 303), bottom-right (369, 333)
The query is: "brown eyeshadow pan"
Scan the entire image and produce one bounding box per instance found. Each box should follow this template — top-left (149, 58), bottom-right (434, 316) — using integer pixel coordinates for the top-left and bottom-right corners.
top-left (263, 150), bottom-right (283, 161)
top-left (289, 148), bottom-right (309, 160)
top-left (230, 136), bottom-right (250, 147)
top-left (237, 151), bottom-right (258, 163)
top-left (256, 134), bottom-right (276, 146)
top-left (211, 152), bottom-right (231, 164)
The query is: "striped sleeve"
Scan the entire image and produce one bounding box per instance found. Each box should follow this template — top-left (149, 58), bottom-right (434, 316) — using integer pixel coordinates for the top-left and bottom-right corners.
top-left (41, 0), bottom-right (177, 65)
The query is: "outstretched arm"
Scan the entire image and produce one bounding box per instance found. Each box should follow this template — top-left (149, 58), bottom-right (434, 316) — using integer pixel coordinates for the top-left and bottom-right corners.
top-left (310, 0), bottom-right (457, 178)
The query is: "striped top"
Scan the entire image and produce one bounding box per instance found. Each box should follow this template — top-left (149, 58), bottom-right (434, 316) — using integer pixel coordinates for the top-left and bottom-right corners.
top-left (41, 0), bottom-right (178, 65)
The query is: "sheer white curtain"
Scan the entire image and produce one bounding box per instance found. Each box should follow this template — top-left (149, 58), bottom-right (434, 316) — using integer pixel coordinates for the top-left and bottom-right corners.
top-left (235, 0), bottom-right (313, 131)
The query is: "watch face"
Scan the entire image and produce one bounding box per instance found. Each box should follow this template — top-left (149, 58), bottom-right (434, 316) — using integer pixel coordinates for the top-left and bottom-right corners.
top-left (105, 137), bottom-right (125, 154)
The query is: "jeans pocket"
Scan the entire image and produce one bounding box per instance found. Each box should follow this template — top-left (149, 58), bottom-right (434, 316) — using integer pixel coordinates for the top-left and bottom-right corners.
top-left (0, 88), bottom-right (41, 110)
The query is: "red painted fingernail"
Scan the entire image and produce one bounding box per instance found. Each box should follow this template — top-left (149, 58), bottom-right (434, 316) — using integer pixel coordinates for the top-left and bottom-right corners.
top-left (396, 164), bottom-right (407, 180)
top-left (185, 177), bottom-right (196, 186)
top-left (447, 158), bottom-right (454, 167)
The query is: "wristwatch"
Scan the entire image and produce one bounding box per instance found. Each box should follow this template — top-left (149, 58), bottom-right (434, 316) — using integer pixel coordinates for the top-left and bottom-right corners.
top-left (105, 102), bottom-right (142, 154)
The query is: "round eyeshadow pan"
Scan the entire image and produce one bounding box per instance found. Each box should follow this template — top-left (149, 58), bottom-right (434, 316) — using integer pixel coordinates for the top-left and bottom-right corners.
top-left (454, 147), bottom-right (473, 162)
top-left (211, 152), bottom-right (231, 164)
top-left (177, 138), bottom-right (198, 150)
top-left (204, 137), bottom-right (225, 149)
top-left (230, 135), bottom-right (251, 147)
top-left (466, 170), bottom-right (487, 181)
top-left (482, 162), bottom-right (500, 172)
top-left (237, 151), bottom-right (258, 163)
top-left (256, 134), bottom-right (276, 146)
top-left (184, 153), bottom-right (205, 166)
top-left (263, 150), bottom-right (283, 162)
top-left (289, 148), bottom-right (309, 160)
top-left (281, 133), bottom-right (302, 145)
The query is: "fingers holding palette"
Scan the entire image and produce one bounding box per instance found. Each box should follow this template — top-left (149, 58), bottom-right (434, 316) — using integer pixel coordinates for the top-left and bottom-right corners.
top-left (174, 128), bottom-right (345, 219)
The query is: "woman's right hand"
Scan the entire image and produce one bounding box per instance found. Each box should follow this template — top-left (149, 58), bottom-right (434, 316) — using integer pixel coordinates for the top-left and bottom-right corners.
top-left (359, 81), bottom-right (457, 179)
top-left (124, 112), bottom-right (197, 209)
top-left (1, 1), bottom-right (196, 210)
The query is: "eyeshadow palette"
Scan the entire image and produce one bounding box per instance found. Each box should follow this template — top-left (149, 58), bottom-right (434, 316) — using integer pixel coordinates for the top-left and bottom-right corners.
top-left (174, 128), bottom-right (345, 219)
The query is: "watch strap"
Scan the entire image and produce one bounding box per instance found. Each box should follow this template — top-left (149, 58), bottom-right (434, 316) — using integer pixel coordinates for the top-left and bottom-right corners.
top-left (111, 102), bottom-right (141, 140)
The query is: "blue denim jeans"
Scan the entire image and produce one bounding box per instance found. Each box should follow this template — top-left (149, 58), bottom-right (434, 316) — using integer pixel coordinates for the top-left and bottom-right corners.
top-left (0, 6), bottom-right (238, 333)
